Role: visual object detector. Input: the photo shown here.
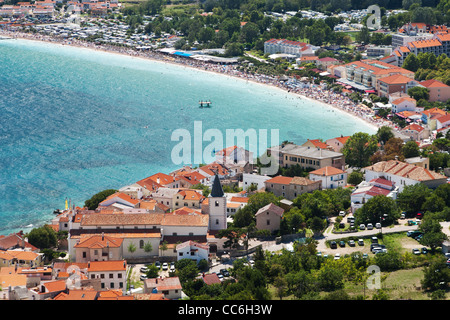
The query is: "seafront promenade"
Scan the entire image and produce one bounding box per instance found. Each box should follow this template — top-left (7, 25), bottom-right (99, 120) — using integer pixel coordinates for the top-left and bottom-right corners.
top-left (0, 29), bottom-right (395, 133)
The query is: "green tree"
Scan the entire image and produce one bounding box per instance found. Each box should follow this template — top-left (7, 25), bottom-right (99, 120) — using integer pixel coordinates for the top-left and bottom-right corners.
top-left (396, 183), bottom-right (432, 216)
top-left (402, 53), bottom-right (420, 72)
top-left (402, 140), bottom-right (420, 158)
top-left (27, 225), bottom-right (58, 249)
top-left (419, 215), bottom-right (448, 251)
top-left (347, 170), bottom-right (364, 185)
top-left (84, 189), bottom-right (118, 210)
top-left (421, 256), bottom-right (450, 291)
top-left (376, 126), bottom-right (394, 145)
top-left (355, 195), bottom-right (400, 226)
top-left (408, 86), bottom-right (430, 101)
top-left (318, 262), bottom-right (344, 291)
top-left (342, 132), bottom-right (379, 168)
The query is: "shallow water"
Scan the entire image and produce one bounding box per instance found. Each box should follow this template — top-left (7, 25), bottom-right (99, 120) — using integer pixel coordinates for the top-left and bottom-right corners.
top-left (0, 39), bottom-right (376, 235)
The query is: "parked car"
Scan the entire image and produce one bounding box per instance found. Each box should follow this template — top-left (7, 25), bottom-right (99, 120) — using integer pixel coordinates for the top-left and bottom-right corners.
top-left (170, 262), bottom-right (175, 271)
top-left (407, 231), bottom-right (423, 238)
top-left (162, 262), bottom-right (168, 270)
top-left (334, 253), bottom-right (341, 260)
top-left (339, 222), bottom-right (345, 229)
top-left (347, 216), bottom-right (355, 223)
top-left (317, 251), bottom-right (322, 257)
top-left (140, 274), bottom-right (148, 281)
top-left (358, 239), bottom-right (364, 246)
top-left (416, 212), bottom-right (423, 219)
top-left (155, 261), bottom-right (161, 269)
top-left (339, 240), bottom-right (346, 247)
top-left (140, 266), bottom-right (149, 273)
top-left (363, 253), bottom-right (368, 259)
top-left (220, 269), bottom-right (230, 277)
top-left (330, 241), bottom-right (337, 249)
top-left (375, 223), bottom-right (381, 229)
top-left (216, 272), bottom-right (224, 280)
top-left (367, 223), bottom-right (373, 230)
top-left (371, 237), bottom-right (378, 243)
top-left (371, 244), bottom-right (386, 253)
top-left (421, 247), bottom-right (428, 254)
top-left (374, 248), bottom-right (387, 254)
top-left (348, 240), bottom-right (355, 247)
top-left (412, 248), bottom-right (421, 255)
top-left (360, 224), bottom-right (365, 230)
top-left (339, 211), bottom-right (346, 217)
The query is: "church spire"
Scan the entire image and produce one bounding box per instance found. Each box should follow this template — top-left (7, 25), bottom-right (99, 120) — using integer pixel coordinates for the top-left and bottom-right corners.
top-left (210, 174), bottom-right (224, 197)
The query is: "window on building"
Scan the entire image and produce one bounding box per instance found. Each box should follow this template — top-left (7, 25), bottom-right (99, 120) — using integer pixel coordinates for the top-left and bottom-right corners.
top-left (109, 273), bottom-right (114, 279)
top-left (140, 240), bottom-right (144, 249)
top-left (267, 219), bottom-right (270, 225)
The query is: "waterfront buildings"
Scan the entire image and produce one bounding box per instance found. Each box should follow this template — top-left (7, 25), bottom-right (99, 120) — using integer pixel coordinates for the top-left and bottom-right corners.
top-left (264, 38), bottom-right (316, 58)
top-left (267, 143), bottom-right (346, 171)
top-left (343, 59), bottom-right (415, 93)
top-left (363, 160), bottom-right (447, 192)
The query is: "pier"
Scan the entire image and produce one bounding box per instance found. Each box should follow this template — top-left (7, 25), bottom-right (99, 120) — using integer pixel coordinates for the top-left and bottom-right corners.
top-left (199, 100), bottom-right (212, 108)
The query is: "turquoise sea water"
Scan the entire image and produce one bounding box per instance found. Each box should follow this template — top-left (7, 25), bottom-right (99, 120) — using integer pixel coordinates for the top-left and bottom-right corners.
top-left (0, 39), bottom-right (376, 235)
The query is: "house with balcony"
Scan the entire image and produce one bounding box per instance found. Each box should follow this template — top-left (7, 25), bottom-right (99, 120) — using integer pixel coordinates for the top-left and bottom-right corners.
top-left (308, 166), bottom-right (347, 189)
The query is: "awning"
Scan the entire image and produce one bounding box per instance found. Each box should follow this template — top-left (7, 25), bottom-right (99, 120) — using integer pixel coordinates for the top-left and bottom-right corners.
top-left (174, 51), bottom-right (192, 57)
top-left (365, 90), bottom-right (376, 93)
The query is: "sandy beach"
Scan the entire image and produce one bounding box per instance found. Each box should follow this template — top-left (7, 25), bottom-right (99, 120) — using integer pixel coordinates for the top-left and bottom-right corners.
top-left (0, 29), bottom-right (391, 133)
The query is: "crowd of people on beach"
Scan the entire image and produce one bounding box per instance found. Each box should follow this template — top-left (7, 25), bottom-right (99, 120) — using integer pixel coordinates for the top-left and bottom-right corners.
top-left (1, 29), bottom-right (400, 133)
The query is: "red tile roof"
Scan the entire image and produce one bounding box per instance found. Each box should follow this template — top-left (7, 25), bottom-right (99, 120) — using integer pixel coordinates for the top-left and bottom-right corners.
top-left (309, 166), bottom-right (345, 176)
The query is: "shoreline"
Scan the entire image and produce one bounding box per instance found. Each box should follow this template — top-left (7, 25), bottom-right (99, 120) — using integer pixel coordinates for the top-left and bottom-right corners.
top-left (0, 29), bottom-right (389, 133)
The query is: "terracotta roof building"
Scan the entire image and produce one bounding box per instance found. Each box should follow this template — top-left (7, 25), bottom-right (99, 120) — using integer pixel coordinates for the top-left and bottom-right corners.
top-left (364, 160), bottom-right (447, 192)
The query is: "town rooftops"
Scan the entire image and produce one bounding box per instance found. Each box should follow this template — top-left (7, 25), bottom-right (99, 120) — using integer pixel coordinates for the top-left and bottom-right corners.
top-left (87, 260), bottom-right (127, 272)
top-left (364, 160), bottom-right (446, 181)
top-left (99, 192), bottom-right (139, 206)
top-left (271, 143), bottom-right (343, 159)
top-left (392, 97), bottom-right (416, 105)
top-left (255, 203), bottom-right (284, 217)
top-left (202, 273), bottom-right (221, 285)
top-left (145, 276), bottom-right (182, 291)
top-left (305, 139), bottom-right (330, 149)
top-left (265, 175), bottom-right (294, 185)
top-left (402, 123), bottom-right (425, 132)
top-left (422, 107), bottom-right (447, 117)
top-left (409, 38), bottom-right (442, 48)
top-left (309, 166), bottom-right (345, 176)
top-left (345, 59), bottom-right (414, 76)
top-left (80, 213), bottom-right (164, 226)
top-left (352, 185), bottom-right (392, 197)
top-left (74, 234), bottom-right (123, 249)
top-left (176, 240), bottom-right (209, 251)
top-left (378, 74), bottom-right (415, 85)
top-left (420, 79), bottom-right (450, 88)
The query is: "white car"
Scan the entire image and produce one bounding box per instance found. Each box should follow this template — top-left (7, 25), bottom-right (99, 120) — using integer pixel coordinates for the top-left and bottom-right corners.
top-left (334, 253), bottom-right (341, 260)
top-left (162, 262), bottom-right (168, 270)
top-left (375, 223), bottom-right (381, 229)
top-left (367, 223), bottom-right (373, 230)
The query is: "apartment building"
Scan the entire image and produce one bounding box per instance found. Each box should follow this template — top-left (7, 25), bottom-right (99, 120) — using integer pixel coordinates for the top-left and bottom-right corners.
top-left (267, 143), bottom-right (345, 171)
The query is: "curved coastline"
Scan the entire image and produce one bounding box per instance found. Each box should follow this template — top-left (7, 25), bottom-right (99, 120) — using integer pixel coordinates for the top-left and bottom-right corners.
top-left (0, 30), bottom-right (385, 236)
top-left (0, 30), bottom-right (384, 133)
